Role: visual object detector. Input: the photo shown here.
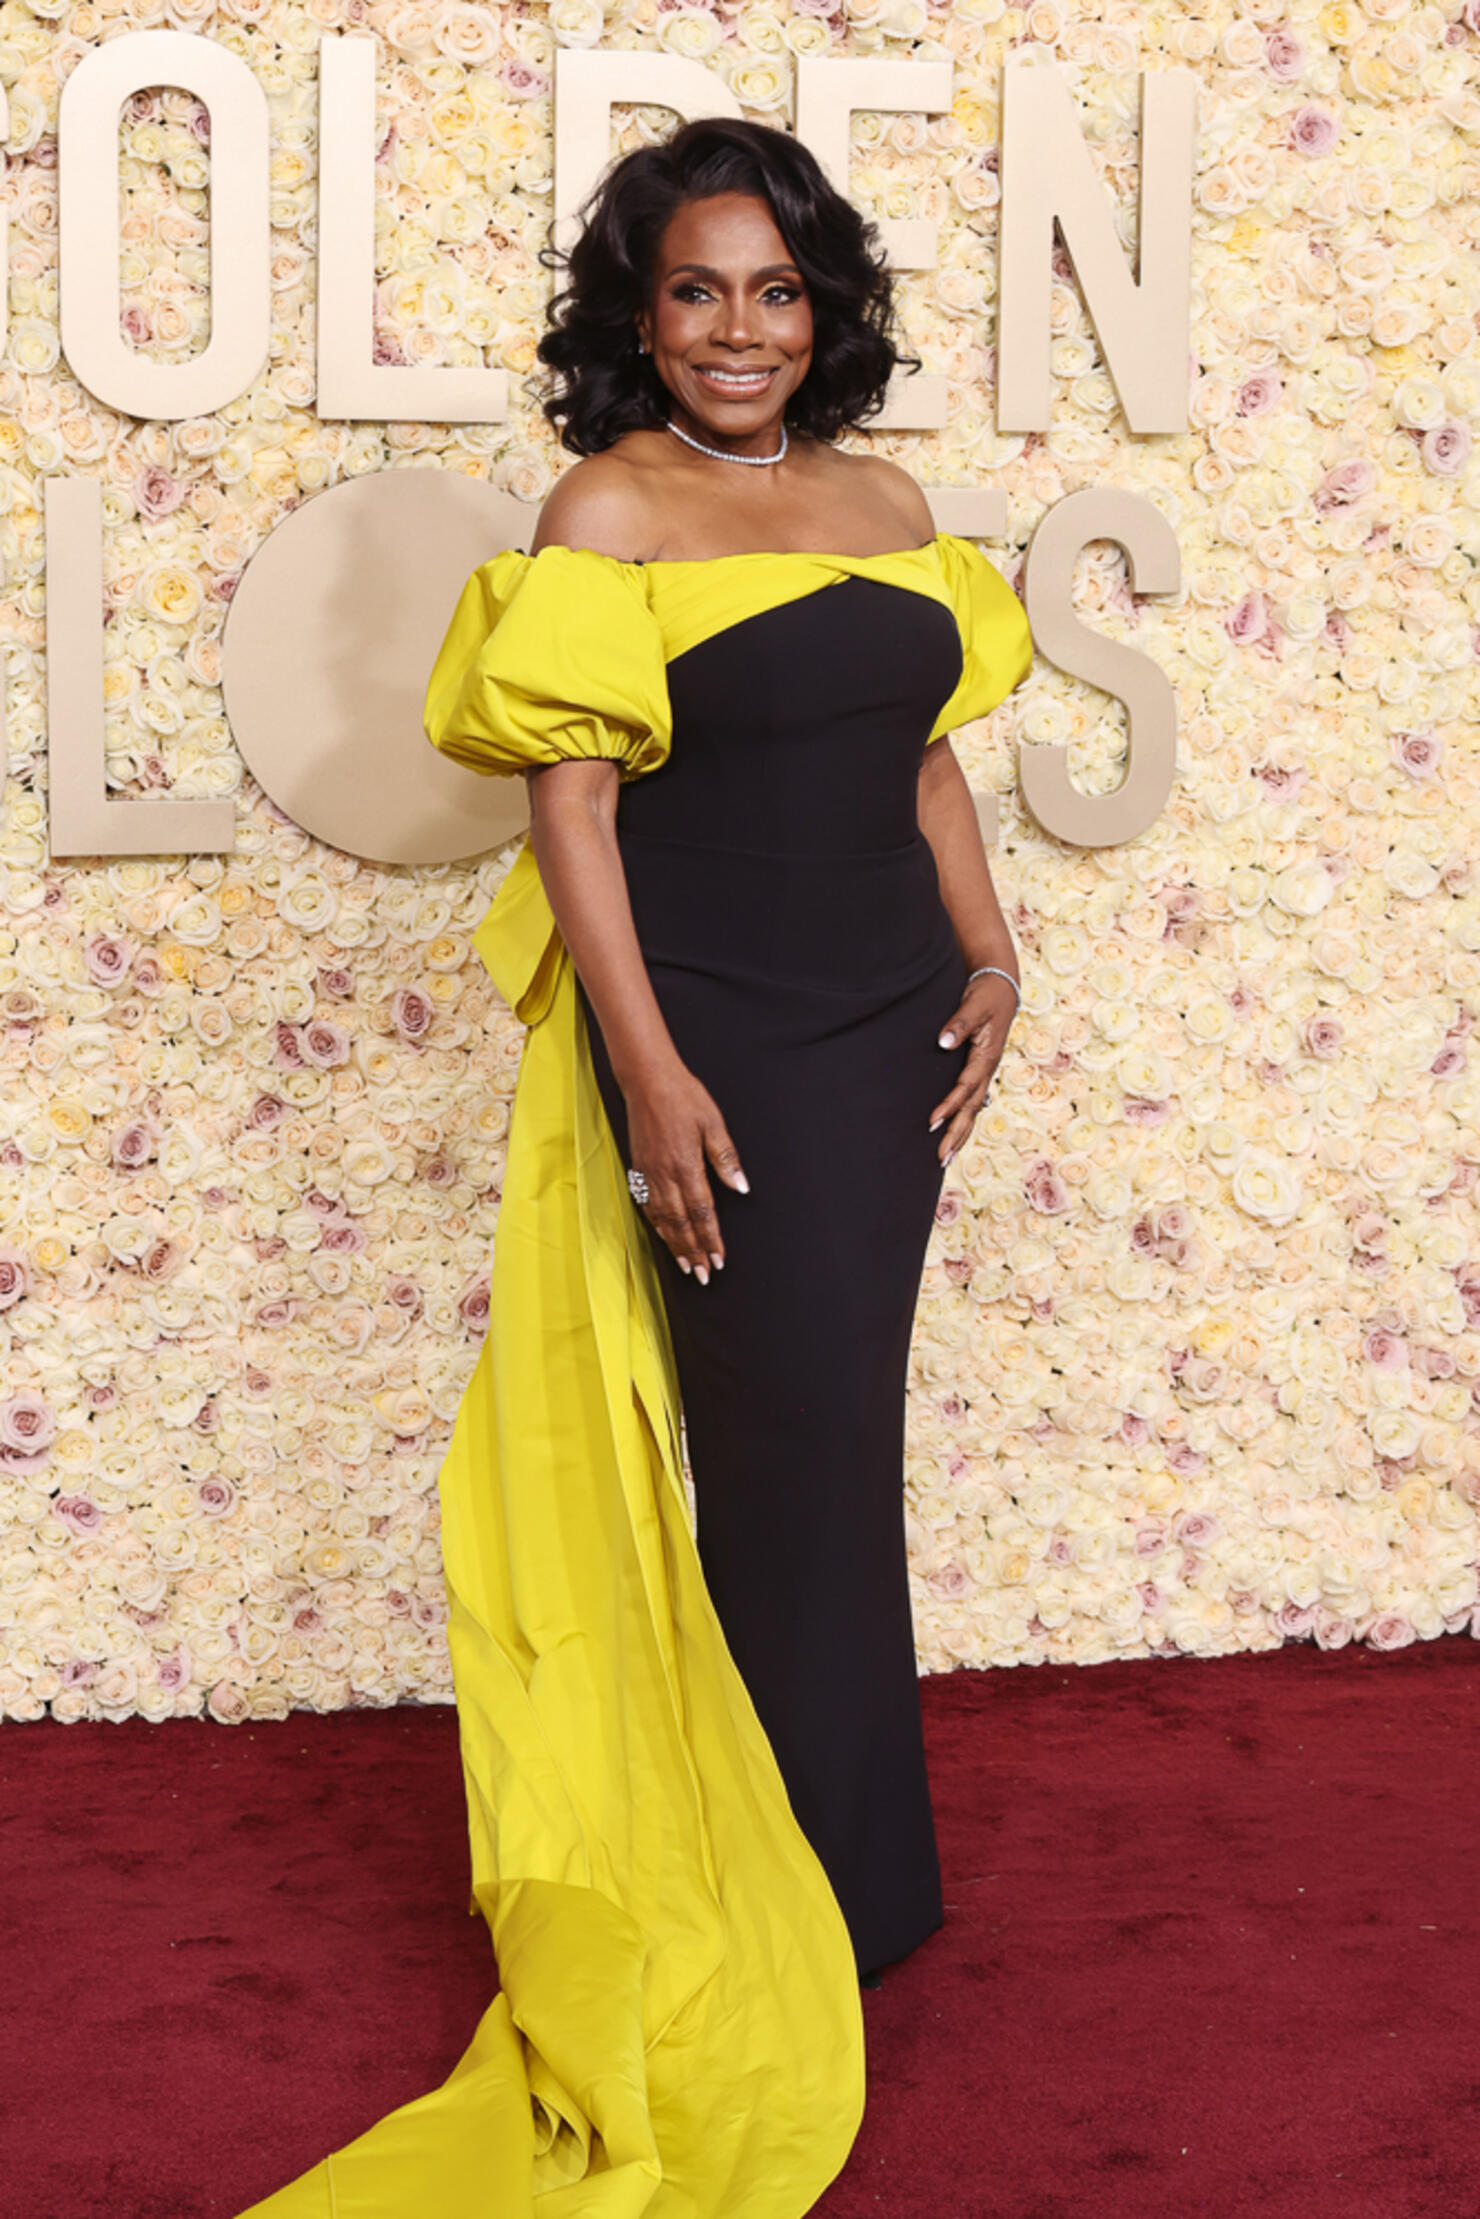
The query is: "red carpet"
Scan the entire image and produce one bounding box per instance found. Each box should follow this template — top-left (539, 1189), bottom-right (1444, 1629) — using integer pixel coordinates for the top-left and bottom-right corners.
top-left (4, 1636), bottom-right (1478, 2219)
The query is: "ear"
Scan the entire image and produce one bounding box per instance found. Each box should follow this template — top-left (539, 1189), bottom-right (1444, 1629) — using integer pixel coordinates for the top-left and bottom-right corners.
top-left (634, 312), bottom-right (653, 354)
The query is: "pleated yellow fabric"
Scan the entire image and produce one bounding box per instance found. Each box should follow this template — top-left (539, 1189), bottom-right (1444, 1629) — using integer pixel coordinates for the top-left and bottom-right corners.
top-left (236, 533), bottom-right (1028, 2219)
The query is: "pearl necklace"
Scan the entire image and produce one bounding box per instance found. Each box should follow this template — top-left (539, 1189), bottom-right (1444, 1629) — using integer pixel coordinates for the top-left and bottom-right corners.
top-left (668, 416), bottom-right (789, 467)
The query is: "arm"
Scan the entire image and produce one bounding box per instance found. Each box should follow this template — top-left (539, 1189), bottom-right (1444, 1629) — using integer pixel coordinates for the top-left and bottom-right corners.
top-left (916, 736), bottom-right (1021, 1166)
top-left (524, 464), bottom-right (746, 1284)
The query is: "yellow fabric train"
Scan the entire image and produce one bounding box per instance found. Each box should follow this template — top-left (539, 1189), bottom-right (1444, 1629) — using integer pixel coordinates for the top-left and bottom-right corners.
top-left (238, 535), bottom-right (1031, 2219)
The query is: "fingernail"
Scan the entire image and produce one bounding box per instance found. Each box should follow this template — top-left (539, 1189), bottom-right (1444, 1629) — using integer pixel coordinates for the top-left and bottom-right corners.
top-left (677, 1257), bottom-right (692, 1275)
top-left (710, 1252), bottom-right (724, 1271)
top-left (929, 1116), bottom-right (943, 1132)
top-left (733, 1172), bottom-right (750, 1193)
top-left (695, 1263), bottom-right (709, 1286)
top-left (944, 1148), bottom-right (956, 1166)
top-left (938, 1032), bottom-right (955, 1048)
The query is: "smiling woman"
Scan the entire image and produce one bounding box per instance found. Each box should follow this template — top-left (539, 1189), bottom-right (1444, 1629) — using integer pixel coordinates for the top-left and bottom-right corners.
top-left (239, 114), bottom-right (1032, 2219)
top-left (537, 114), bottom-right (916, 464)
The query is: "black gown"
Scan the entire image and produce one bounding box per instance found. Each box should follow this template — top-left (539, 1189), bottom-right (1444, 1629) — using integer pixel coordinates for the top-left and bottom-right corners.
top-left (576, 574), bottom-right (971, 1976)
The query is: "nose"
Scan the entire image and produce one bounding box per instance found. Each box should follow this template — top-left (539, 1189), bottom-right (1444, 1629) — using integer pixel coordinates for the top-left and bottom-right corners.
top-left (711, 291), bottom-right (758, 350)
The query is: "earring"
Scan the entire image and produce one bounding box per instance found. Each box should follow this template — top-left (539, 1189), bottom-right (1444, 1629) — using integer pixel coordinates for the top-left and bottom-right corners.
top-left (635, 334), bottom-right (648, 354)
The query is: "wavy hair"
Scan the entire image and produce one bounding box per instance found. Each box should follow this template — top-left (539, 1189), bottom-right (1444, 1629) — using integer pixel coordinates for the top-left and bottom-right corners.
top-left (536, 117), bottom-right (918, 455)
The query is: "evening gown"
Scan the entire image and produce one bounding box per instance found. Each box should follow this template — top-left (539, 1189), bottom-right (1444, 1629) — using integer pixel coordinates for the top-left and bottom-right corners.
top-left (237, 534), bottom-right (1032, 2219)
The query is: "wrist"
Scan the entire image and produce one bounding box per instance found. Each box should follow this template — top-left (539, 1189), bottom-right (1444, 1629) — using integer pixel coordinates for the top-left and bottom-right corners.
top-left (610, 1038), bottom-right (686, 1099)
top-left (966, 960), bottom-right (1019, 995)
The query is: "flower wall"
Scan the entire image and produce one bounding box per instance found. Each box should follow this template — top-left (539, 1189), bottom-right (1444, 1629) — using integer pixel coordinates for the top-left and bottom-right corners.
top-left (2, 0), bottom-right (1479, 1724)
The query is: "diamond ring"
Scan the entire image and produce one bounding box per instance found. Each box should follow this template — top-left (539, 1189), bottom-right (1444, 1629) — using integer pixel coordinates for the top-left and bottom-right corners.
top-left (627, 1167), bottom-right (649, 1205)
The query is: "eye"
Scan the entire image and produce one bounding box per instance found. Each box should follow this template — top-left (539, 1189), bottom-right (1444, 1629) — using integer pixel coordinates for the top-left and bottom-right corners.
top-left (670, 280), bottom-right (714, 303)
top-left (762, 283), bottom-right (803, 304)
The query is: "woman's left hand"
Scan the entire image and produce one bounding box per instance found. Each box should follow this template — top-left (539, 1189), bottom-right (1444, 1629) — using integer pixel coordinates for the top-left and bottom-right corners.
top-left (928, 971), bottom-right (1018, 1166)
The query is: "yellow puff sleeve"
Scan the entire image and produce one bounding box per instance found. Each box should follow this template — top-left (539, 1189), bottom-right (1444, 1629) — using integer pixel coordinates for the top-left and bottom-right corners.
top-left (422, 545), bottom-right (671, 781)
top-left (928, 532), bottom-right (1035, 742)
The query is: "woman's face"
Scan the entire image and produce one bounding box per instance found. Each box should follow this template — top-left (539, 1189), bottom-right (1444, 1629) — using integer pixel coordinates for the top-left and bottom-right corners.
top-left (637, 191), bottom-right (814, 454)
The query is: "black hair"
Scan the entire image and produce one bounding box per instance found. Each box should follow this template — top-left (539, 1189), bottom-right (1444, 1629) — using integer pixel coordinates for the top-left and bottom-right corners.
top-left (535, 116), bottom-right (918, 455)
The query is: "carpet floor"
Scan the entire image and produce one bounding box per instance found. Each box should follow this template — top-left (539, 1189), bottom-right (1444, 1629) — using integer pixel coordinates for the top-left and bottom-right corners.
top-left (3, 1634), bottom-right (1477, 2219)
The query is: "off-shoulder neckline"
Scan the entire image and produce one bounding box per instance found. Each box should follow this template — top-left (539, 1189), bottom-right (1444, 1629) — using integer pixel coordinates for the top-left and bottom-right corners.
top-left (519, 533), bottom-right (950, 571)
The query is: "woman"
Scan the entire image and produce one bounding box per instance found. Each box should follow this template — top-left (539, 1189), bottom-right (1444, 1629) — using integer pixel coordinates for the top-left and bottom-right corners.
top-left (239, 118), bottom-right (1030, 2219)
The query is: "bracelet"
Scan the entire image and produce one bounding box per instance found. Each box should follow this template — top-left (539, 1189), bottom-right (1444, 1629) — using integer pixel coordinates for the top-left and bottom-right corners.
top-left (966, 963), bottom-right (1021, 1006)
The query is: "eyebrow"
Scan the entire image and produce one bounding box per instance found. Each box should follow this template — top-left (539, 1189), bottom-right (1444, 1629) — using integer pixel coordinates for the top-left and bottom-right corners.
top-left (663, 261), bottom-right (804, 282)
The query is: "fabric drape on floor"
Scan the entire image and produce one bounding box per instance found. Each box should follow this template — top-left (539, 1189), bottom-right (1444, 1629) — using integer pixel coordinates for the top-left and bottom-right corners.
top-left (237, 835), bottom-right (866, 2218)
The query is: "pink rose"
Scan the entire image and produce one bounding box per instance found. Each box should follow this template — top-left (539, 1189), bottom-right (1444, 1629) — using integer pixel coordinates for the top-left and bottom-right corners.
top-left (1173, 1508), bottom-right (1221, 1548)
top-left (934, 1190), bottom-right (962, 1227)
top-left (1236, 370), bottom-right (1282, 415)
top-left (141, 1239), bottom-right (181, 1282)
top-left (157, 1650), bottom-right (192, 1692)
top-left (1275, 1601), bottom-right (1318, 1638)
top-left (207, 1680), bottom-right (250, 1724)
top-left (1225, 590), bottom-right (1272, 646)
top-left (247, 1094), bottom-right (287, 1131)
top-left (1391, 729), bottom-right (1442, 779)
top-left (1432, 1038), bottom-right (1466, 1079)
top-left (458, 1277), bottom-right (490, 1331)
top-left (82, 932), bottom-right (136, 985)
top-left (1, 1392), bottom-right (57, 1464)
top-left (1314, 457), bottom-right (1375, 511)
top-left (423, 1154), bottom-right (456, 1189)
top-left (386, 1276), bottom-right (423, 1316)
top-left (274, 1022), bottom-right (307, 1069)
top-left (318, 966), bottom-right (355, 998)
top-left (305, 1190), bottom-right (349, 1221)
top-left (1124, 1097), bottom-right (1171, 1125)
top-left (1362, 1328), bottom-right (1408, 1371)
top-left (1366, 1611), bottom-right (1416, 1651)
top-left (1305, 1016), bottom-right (1342, 1057)
top-left (390, 987), bottom-right (433, 1043)
top-left (300, 1019), bottom-right (350, 1069)
top-left (0, 1251), bottom-right (31, 1311)
top-left (134, 465), bottom-right (184, 523)
top-left (500, 58), bottom-right (549, 98)
top-left (1254, 764), bottom-right (1308, 802)
top-left (1264, 27), bottom-right (1306, 79)
top-left (321, 1222), bottom-right (367, 1253)
top-left (111, 1118), bottom-right (158, 1168)
top-left (198, 1476), bottom-right (235, 1516)
top-left (1289, 106), bottom-right (1339, 157)
top-left (1024, 1160), bottom-right (1069, 1213)
top-left (1422, 422), bottom-right (1471, 476)
top-left (53, 1494), bottom-right (102, 1535)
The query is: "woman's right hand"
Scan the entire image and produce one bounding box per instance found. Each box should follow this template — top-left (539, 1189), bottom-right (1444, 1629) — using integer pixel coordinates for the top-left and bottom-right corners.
top-left (623, 1062), bottom-right (749, 1285)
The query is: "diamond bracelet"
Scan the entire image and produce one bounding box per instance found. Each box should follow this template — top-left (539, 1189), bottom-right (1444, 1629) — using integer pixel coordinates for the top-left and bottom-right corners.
top-left (966, 963), bottom-right (1021, 1007)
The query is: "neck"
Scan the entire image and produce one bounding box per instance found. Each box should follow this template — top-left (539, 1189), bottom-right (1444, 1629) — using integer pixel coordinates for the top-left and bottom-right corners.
top-left (668, 404), bottom-right (787, 461)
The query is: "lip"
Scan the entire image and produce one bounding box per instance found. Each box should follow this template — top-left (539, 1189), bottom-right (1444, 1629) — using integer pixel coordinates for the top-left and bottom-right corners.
top-left (688, 363), bottom-right (779, 399)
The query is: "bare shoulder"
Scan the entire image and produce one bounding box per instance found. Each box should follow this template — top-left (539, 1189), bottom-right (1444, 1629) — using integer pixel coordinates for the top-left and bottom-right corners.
top-left (530, 448), bottom-right (659, 560)
top-left (807, 441), bottom-right (936, 548)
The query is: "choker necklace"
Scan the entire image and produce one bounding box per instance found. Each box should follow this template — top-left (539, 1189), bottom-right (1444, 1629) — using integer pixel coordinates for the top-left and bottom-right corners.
top-left (668, 417), bottom-right (788, 467)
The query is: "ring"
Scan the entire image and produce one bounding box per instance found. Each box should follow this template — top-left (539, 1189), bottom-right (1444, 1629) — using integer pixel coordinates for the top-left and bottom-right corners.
top-left (627, 1167), bottom-right (649, 1205)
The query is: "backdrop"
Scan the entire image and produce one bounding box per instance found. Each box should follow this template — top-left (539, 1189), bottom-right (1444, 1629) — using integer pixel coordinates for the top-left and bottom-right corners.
top-left (1, 0), bottom-right (1478, 1726)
